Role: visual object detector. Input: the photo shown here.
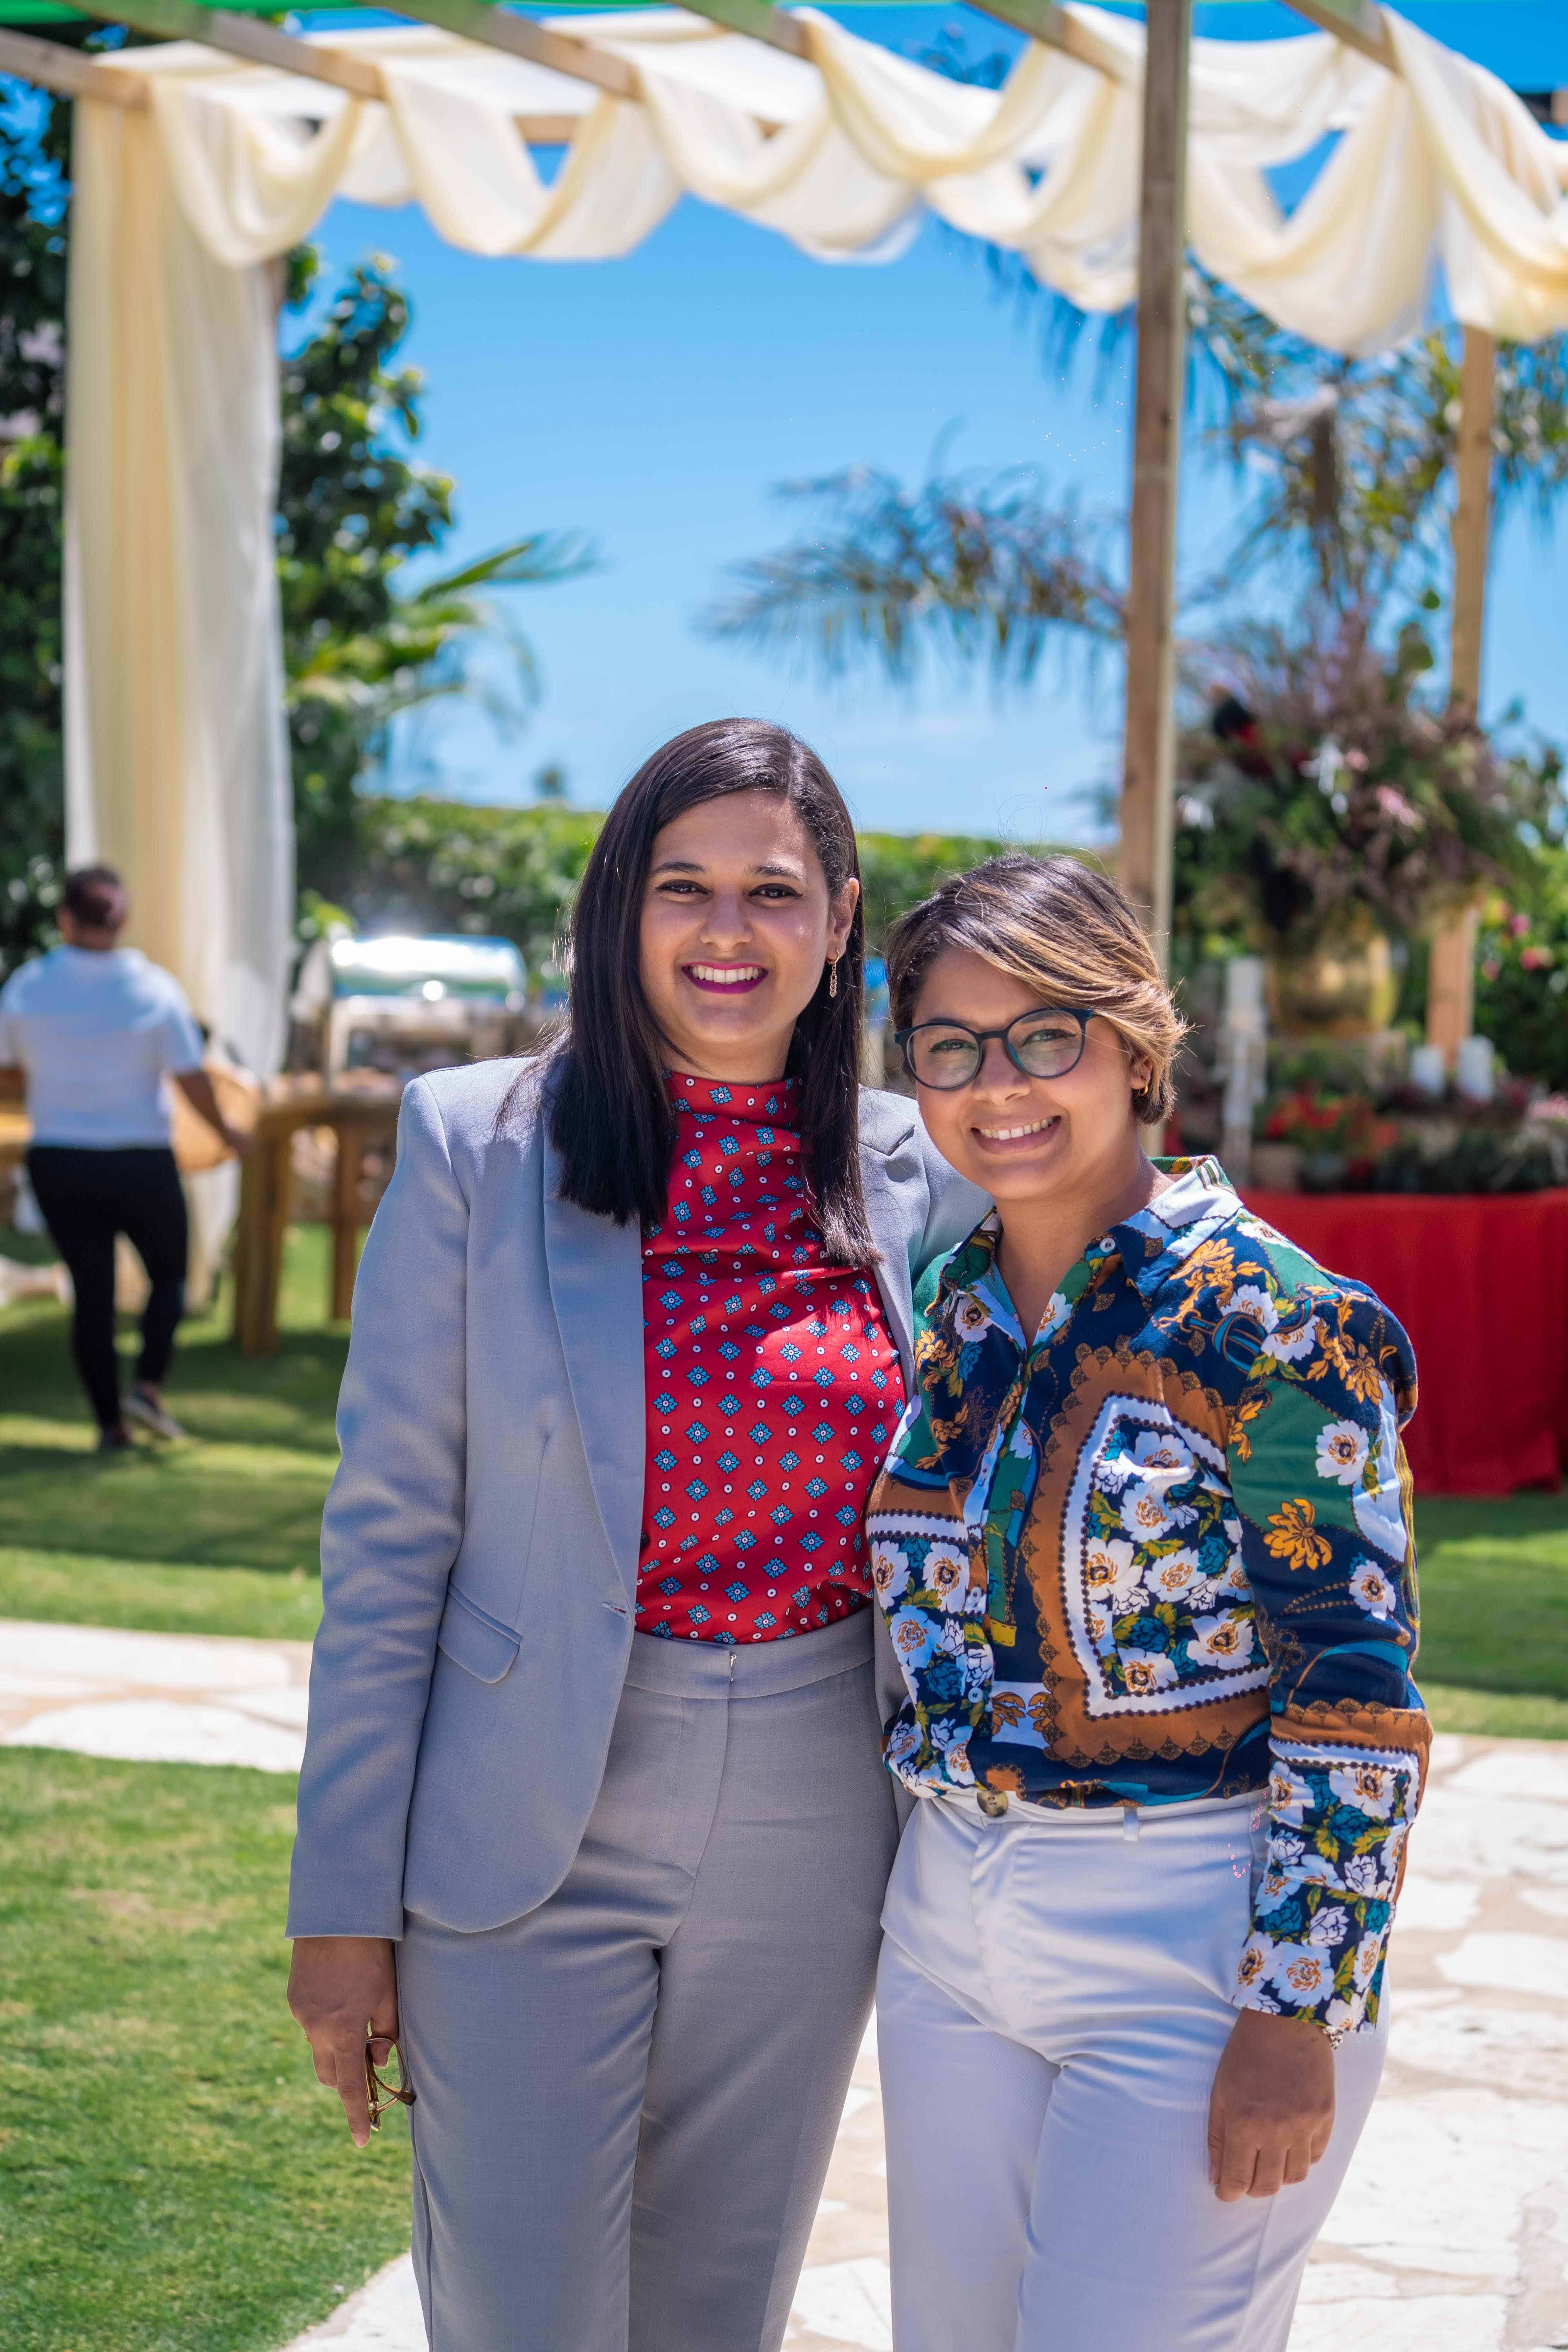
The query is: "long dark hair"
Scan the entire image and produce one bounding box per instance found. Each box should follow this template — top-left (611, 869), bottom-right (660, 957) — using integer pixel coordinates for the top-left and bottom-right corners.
top-left (539, 718), bottom-right (874, 1264)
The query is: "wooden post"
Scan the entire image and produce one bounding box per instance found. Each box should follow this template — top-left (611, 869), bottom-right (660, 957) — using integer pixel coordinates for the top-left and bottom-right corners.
top-left (1428, 325), bottom-right (1496, 1061)
top-left (1448, 325), bottom-right (1495, 716)
top-left (1118, 0), bottom-right (1192, 960)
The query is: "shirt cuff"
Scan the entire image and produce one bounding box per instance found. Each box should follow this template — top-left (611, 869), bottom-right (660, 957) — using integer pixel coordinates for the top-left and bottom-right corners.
top-left (1233, 1733), bottom-right (1419, 2036)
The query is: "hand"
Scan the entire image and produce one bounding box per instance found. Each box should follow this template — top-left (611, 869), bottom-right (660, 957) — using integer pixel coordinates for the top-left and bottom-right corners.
top-left (1207, 2007), bottom-right (1336, 2201)
top-left (287, 1934), bottom-right (399, 2149)
top-left (221, 1121), bottom-right (254, 1160)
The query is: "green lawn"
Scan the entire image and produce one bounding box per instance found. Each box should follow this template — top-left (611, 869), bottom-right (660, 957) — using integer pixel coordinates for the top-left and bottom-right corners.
top-left (0, 1230), bottom-right (341, 1640)
top-left (1, 1224), bottom-right (1567, 2352)
top-left (0, 1747), bottom-right (412, 2352)
top-left (3, 1224), bottom-right (1568, 1724)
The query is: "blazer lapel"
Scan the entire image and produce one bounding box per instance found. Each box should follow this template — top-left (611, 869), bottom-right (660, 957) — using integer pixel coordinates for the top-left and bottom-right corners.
top-left (542, 1130), bottom-right (646, 1599)
top-left (862, 1143), bottom-right (916, 1377)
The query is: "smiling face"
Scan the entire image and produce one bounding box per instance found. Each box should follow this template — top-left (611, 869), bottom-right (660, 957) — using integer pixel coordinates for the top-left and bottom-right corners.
top-left (638, 790), bottom-right (858, 1083)
top-left (909, 946), bottom-right (1150, 1210)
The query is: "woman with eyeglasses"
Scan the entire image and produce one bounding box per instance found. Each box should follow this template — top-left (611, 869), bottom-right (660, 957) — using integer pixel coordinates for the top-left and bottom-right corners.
top-left (866, 853), bottom-right (1427, 2352)
top-left (283, 719), bottom-right (982, 2352)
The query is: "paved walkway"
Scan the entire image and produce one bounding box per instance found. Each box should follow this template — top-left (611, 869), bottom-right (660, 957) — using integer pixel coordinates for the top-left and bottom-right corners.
top-left (0, 1617), bottom-right (312, 1772)
top-left (5, 1618), bottom-right (1568, 2350)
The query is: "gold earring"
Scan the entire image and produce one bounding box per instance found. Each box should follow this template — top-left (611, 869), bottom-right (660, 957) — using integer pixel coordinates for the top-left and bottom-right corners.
top-left (828, 958), bottom-right (839, 999)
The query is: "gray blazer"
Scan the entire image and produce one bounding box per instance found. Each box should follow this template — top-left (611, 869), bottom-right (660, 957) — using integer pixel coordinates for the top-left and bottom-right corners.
top-left (287, 1057), bottom-right (985, 1940)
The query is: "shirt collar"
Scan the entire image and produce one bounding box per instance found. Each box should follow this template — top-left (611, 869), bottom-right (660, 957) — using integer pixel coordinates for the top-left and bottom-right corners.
top-left (665, 1070), bottom-right (800, 1128)
top-left (936, 1154), bottom-right (1240, 1339)
top-left (1103, 1155), bottom-right (1241, 1299)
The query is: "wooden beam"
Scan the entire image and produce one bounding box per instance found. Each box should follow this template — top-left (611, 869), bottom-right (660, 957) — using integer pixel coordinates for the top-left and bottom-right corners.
top-left (1426, 323), bottom-right (1495, 1060)
top-left (677, 0), bottom-right (809, 61)
top-left (378, 0), bottom-right (640, 102)
top-left (686, 0), bottom-right (1135, 82)
top-left (0, 23), bottom-right (145, 103)
top-left (75, 1), bottom-right (624, 134)
top-left (1118, 0), bottom-right (1191, 952)
top-left (1291, 0), bottom-right (1499, 1061)
top-left (1449, 325), bottom-right (1495, 715)
top-left (74, 0), bottom-right (388, 98)
top-left (969, 0), bottom-right (1136, 83)
top-left (1280, 0), bottom-right (1396, 70)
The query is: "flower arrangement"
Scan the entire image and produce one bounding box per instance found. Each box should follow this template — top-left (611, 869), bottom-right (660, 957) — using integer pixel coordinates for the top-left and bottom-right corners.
top-left (1255, 1073), bottom-right (1568, 1194)
top-left (1474, 854), bottom-right (1568, 1093)
top-left (1258, 1087), bottom-right (1397, 1187)
top-left (1172, 608), bottom-right (1548, 972)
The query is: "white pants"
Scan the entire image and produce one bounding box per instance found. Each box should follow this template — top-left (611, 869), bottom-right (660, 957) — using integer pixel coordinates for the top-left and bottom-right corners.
top-left (877, 1789), bottom-right (1388, 2352)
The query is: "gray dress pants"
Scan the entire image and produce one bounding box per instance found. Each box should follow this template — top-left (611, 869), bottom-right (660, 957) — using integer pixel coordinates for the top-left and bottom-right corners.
top-left (397, 1610), bottom-right (898, 2352)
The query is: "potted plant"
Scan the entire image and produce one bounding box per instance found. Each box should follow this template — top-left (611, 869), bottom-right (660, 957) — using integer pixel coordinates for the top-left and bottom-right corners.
top-left (1173, 607), bottom-right (1544, 1041)
top-left (1255, 1080), bottom-right (1397, 1192)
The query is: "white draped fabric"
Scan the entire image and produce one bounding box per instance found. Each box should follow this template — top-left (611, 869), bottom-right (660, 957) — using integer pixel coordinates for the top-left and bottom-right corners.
top-left (61, 5), bottom-right (1568, 1071)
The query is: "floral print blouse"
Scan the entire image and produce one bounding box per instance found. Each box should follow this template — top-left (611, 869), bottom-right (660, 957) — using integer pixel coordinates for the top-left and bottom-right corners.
top-left (864, 1156), bottom-right (1429, 2037)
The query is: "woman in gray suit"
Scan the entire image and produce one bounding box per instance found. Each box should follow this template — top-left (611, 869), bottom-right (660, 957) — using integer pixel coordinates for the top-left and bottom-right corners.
top-left (286, 719), bottom-right (982, 2352)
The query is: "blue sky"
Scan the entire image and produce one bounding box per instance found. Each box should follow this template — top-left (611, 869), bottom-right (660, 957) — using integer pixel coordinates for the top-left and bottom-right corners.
top-left (296, 2), bottom-right (1568, 841)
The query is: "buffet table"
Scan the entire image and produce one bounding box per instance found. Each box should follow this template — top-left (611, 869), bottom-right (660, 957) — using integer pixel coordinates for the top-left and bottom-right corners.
top-left (1244, 1189), bottom-right (1568, 1497)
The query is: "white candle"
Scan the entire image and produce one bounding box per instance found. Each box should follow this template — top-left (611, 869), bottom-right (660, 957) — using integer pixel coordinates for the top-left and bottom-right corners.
top-left (1408, 1044), bottom-right (1446, 1097)
top-left (1455, 1035), bottom-right (1495, 1103)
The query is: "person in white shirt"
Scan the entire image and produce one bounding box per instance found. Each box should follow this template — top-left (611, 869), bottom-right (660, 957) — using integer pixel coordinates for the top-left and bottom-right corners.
top-left (0, 866), bottom-right (249, 1451)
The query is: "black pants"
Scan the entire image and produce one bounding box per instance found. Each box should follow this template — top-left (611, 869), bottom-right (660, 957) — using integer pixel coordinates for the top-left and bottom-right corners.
top-left (27, 1145), bottom-right (189, 1432)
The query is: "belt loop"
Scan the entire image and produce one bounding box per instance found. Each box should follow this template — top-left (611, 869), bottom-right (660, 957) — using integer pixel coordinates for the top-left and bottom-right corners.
top-left (1122, 1803), bottom-right (1140, 1842)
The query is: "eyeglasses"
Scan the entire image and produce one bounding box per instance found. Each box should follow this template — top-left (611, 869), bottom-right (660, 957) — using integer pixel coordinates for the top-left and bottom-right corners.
top-left (895, 1007), bottom-right (1090, 1091)
top-left (365, 2041), bottom-right (416, 2132)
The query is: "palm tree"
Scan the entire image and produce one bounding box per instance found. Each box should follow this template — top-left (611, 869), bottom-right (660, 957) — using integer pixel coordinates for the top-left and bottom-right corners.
top-left (279, 252), bottom-right (596, 895)
top-left (704, 297), bottom-right (1568, 688)
top-left (703, 462), bottom-right (1122, 688)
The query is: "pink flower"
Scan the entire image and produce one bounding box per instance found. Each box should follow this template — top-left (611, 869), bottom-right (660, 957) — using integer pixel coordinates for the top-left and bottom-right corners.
top-left (1511, 912), bottom-right (1533, 938)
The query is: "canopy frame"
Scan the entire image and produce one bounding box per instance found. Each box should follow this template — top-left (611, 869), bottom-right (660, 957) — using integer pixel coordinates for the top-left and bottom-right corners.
top-left (0, 0), bottom-right (1548, 1073)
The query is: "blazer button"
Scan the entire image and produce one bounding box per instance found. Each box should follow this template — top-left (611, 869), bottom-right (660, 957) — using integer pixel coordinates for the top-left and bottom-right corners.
top-left (976, 1788), bottom-right (1009, 1818)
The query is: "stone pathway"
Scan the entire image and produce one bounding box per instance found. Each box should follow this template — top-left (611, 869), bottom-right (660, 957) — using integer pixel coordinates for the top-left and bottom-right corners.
top-left (0, 1617), bottom-right (312, 1772)
top-left (5, 1619), bottom-right (1567, 2350)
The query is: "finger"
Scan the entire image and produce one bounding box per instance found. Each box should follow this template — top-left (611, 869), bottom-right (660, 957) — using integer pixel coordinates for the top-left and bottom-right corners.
top-left (1207, 2117), bottom-right (1225, 2190)
top-left (1248, 2146), bottom-right (1289, 2200)
top-left (1308, 2122), bottom-right (1334, 2167)
top-left (1216, 2137), bottom-right (1259, 2204)
top-left (331, 2038), bottom-right (375, 2149)
top-left (1281, 2144), bottom-right (1312, 2188)
top-left (310, 2043), bottom-right (338, 2090)
top-left (368, 1985), bottom-right (400, 2043)
top-left (367, 2034), bottom-right (395, 2067)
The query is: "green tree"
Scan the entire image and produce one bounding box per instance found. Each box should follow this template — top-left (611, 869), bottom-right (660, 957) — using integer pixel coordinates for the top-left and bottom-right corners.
top-left (717, 27), bottom-right (1568, 706)
top-left (0, 109), bottom-right (592, 980)
top-left (0, 90), bottom-right (68, 983)
top-left (1474, 846), bottom-right (1568, 1091)
top-left (278, 249), bottom-right (593, 902)
top-left (345, 797), bottom-right (1038, 969)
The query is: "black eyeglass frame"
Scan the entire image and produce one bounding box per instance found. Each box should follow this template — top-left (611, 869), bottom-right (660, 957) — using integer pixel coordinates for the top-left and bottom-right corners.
top-left (893, 1006), bottom-right (1091, 1091)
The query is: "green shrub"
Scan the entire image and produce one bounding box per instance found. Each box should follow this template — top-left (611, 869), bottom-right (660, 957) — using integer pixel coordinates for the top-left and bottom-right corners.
top-left (347, 799), bottom-right (1071, 964)
top-left (1475, 849), bottom-right (1568, 1092)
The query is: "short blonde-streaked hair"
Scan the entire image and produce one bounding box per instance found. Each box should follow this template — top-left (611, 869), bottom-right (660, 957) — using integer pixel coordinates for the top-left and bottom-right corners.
top-left (886, 853), bottom-right (1189, 1126)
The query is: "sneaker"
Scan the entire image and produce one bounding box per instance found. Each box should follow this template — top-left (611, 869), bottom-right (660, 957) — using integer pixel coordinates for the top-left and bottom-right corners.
top-left (122, 1389), bottom-right (187, 1443)
top-left (98, 1424), bottom-right (134, 1454)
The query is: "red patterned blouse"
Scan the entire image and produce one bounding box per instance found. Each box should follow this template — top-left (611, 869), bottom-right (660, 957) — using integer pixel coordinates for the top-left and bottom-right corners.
top-left (636, 1071), bottom-right (905, 1643)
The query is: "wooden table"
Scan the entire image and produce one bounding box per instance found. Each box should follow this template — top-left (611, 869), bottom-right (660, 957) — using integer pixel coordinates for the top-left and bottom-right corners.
top-left (231, 1081), bottom-right (402, 1356)
top-left (0, 1107), bottom-right (29, 1198)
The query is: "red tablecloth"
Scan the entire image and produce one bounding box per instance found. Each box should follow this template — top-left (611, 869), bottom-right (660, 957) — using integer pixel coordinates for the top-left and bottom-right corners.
top-left (1243, 1189), bottom-right (1568, 1496)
